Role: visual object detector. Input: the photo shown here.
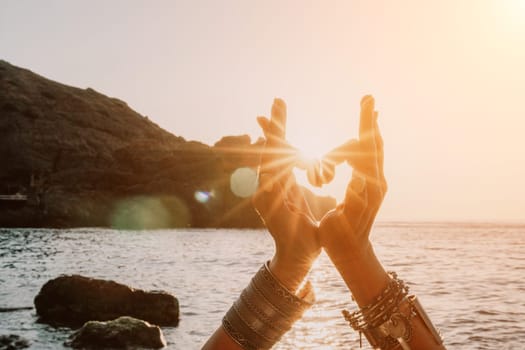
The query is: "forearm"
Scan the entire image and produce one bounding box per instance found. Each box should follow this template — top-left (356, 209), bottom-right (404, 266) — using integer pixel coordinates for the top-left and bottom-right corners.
top-left (202, 326), bottom-right (243, 350)
top-left (329, 244), bottom-right (446, 350)
top-left (268, 254), bottom-right (310, 293)
top-left (330, 243), bottom-right (390, 307)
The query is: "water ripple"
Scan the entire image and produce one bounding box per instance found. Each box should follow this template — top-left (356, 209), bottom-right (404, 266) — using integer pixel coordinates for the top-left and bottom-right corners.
top-left (0, 224), bottom-right (524, 349)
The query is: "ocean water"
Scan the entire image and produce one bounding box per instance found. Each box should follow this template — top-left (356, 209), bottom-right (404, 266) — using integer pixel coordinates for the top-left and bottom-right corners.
top-left (0, 223), bottom-right (524, 349)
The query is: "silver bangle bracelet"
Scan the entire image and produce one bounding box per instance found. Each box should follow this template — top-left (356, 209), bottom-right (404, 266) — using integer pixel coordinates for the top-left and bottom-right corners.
top-left (222, 261), bottom-right (314, 350)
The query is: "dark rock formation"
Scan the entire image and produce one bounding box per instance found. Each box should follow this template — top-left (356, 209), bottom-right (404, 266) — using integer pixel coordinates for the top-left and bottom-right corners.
top-left (0, 334), bottom-right (30, 350)
top-left (67, 316), bottom-right (166, 349)
top-left (0, 60), bottom-right (335, 228)
top-left (34, 275), bottom-right (179, 327)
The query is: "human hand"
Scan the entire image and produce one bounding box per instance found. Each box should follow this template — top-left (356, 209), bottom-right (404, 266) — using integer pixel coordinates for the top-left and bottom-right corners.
top-left (253, 98), bottom-right (321, 293)
top-left (318, 95), bottom-right (388, 304)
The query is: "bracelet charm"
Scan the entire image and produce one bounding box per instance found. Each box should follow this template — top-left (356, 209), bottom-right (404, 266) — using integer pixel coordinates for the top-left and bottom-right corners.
top-left (380, 312), bottom-right (412, 342)
top-left (342, 272), bottom-right (443, 350)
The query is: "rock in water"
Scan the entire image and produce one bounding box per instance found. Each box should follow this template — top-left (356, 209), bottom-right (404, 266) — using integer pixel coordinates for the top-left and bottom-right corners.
top-left (0, 334), bottom-right (30, 350)
top-left (67, 316), bottom-right (166, 349)
top-left (34, 275), bottom-right (179, 327)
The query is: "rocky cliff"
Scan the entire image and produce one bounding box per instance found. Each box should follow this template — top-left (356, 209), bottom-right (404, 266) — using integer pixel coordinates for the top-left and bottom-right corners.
top-left (0, 60), bottom-right (335, 228)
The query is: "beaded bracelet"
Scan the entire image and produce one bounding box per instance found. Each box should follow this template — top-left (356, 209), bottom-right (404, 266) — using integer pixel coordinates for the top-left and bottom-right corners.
top-left (342, 272), bottom-right (443, 350)
top-left (342, 272), bottom-right (411, 349)
top-left (222, 262), bottom-right (314, 350)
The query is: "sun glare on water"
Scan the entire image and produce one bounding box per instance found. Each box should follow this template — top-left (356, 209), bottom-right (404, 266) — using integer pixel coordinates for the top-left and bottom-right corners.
top-left (290, 253), bottom-right (350, 347)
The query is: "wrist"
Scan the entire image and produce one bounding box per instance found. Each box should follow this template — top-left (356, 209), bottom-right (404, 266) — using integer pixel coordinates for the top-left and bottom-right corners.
top-left (269, 256), bottom-right (311, 293)
top-left (328, 243), bottom-right (390, 307)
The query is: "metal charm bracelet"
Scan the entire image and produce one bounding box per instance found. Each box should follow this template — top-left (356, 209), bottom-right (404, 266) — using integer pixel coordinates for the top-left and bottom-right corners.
top-left (342, 272), bottom-right (443, 350)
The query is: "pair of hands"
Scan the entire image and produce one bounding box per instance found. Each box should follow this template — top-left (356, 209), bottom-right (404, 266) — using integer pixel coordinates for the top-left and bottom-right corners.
top-left (253, 95), bottom-right (387, 295)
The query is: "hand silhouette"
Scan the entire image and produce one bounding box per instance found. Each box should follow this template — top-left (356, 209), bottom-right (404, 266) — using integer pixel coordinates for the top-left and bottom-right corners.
top-left (253, 98), bottom-right (321, 292)
top-left (318, 95), bottom-right (389, 305)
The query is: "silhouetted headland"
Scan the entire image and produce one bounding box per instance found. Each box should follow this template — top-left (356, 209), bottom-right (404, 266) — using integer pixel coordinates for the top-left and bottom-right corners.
top-left (0, 60), bottom-right (335, 228)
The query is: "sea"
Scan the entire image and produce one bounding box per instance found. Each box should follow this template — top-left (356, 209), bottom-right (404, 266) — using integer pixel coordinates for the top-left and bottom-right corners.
top-left (0, 222), bottom-right (524, 349)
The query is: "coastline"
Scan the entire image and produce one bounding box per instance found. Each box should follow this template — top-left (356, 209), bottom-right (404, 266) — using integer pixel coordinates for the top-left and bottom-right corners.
top-left (0, 60), bottom-right (335, 229)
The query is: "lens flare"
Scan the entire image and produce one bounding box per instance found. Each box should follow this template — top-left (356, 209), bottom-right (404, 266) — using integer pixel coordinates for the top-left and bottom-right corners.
top-left (230, 167), bottom-right (258, 198)
top-left (194, 190), bottom-right (213, 203)
top-left (111, 195), bottom-right (190, 229)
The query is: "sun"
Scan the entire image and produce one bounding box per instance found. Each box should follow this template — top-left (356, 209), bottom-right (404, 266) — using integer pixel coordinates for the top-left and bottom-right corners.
top-left (288, 135), bottom-right (327, 166)
top-left (295, 149), bottom-right (319, 170)
top-left (287, 135), bottom-right (337, 188)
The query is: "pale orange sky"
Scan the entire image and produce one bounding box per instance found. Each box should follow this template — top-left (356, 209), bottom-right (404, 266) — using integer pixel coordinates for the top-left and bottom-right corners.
top-left (1, 0), bottom-right (524, 222)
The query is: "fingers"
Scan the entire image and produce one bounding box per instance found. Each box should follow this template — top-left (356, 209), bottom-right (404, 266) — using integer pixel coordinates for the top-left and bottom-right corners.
top-left (303, 139), bottom-right (360, 187)
top-left (252, 173), bottom-right (284, 222)
top-left (355, 96), bottom-right (378, 178)
top-left (373, 111), bottom-right (387, 194)
top-left (254, 98), bottom-right (315, 222)
top-left (257, 98), bottom-right (287, 141)
top-left (322, 139), bottom-right (360, 167)
top-left (256, 99), bottom-right (292, 171)
top-left (253, 173), bottom-right (315, 237)
top-left (270, 98), bottom-right (287, 140)
top-left (354, 109), bottom-right (382, 186)
top-left (256, 115), bottom-right (294, 175)
top-left (373, 111), bottom-right (383, 160)
top-left (306, 161), bottom-right (322, 187)
top-left (322, 96), bottom-right (379, 172)
top-left (343, 171), bottom-right (368, 226)
top-left (256, 116), bottom-right (271, 135)
top-left (342, 97), bottom-right (385, 228)
top-left (256, 116), bottom-right (274, 173)
top-left (359, 95), bottom-right (375, 148)
top-left (254, 111), bottom-right (287, 219)
top-left (356, 109), bottom-right (386, 231)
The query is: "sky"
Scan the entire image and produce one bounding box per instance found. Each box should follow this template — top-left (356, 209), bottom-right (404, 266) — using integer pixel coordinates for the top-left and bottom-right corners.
top-left (1, 0), bottom-right (524, 222)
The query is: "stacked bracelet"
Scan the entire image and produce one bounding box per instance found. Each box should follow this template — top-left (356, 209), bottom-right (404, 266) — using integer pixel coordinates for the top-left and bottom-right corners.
top-left (342, 272), bottom-right (411, 349)
top-left (342, 272), bottom-right (443, 350)
top-left (222, 262), bottom-right (315, 350)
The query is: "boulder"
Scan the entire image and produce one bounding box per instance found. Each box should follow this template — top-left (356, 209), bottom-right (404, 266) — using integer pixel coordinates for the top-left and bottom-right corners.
top-left (0, 334), bottom-right (30, 350)
top-left (34, 275), bottom-right (179, 327)
top-left (67, 316), bottom-right (166, 349)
